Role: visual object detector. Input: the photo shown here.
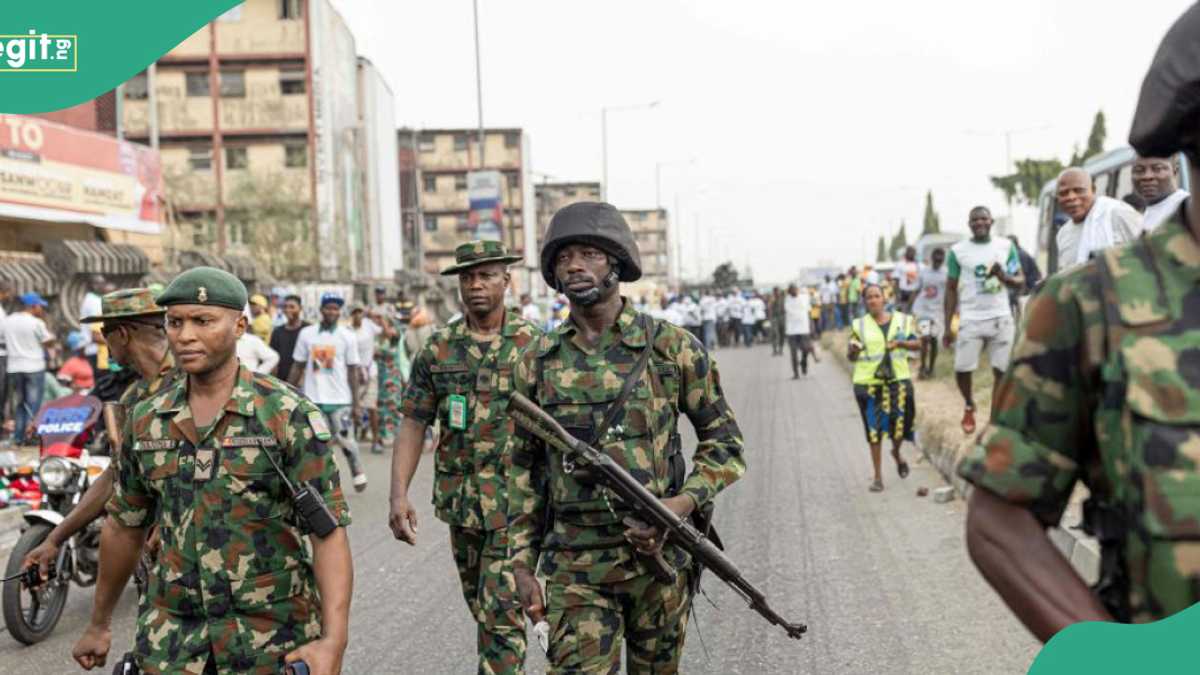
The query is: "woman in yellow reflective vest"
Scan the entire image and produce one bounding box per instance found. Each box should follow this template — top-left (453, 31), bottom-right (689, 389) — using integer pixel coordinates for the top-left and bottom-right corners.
top-left (848, 284), bottom-right (921, 493)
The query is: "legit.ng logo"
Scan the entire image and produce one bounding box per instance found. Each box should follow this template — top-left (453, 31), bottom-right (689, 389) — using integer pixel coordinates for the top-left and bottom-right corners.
top-left (0, 30), bottom-right (77, 72)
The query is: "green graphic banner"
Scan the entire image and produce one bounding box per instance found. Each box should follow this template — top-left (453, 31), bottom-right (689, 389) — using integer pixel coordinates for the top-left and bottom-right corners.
top-left (0, 1), bottom-right (241, 113)
top-left (1027, 604), bottom-right (1200, 673)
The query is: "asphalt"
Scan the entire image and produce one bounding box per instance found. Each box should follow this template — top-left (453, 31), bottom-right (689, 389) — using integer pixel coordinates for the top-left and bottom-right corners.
top-left (0, 342), bottom-right (1041, 674)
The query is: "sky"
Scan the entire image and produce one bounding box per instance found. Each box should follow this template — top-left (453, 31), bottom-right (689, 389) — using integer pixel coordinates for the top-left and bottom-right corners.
top-left (332, 0), bottom-right (1193, 284)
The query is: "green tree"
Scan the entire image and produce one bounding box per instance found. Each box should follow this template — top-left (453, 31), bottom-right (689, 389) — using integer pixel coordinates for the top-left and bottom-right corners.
top-left (711, 261), bottom-right (739, 289)
top-left (224, 172), bottom-right (316, 279)
top-left (876, 235), bottom-right (887, 262)
top-left (921, 190), bottom-right (941, 234)
top-left (989, 110), bottom-right (1104, 207)
top-left (1069, 110), bottom-right (1107, 165)
top-left (888, 221), bottom-right (908, 260)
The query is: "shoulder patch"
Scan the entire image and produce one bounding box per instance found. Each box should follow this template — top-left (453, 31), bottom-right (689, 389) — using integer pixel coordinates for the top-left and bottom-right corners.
top-left (306, 409), bottom-right (332, 441)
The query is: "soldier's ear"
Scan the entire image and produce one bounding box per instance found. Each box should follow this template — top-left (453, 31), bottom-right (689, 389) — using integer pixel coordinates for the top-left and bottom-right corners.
top-left (232, 310), bottom-right (247, 337)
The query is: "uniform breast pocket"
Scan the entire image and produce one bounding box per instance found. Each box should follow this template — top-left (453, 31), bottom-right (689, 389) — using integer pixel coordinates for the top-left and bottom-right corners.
top-left (138, 447), bottom-right (180, 482)
top-left (221, 446), bottom-right (285, 520)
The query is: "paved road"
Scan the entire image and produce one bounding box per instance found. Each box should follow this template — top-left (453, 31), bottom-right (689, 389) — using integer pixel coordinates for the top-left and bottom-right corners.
top-left (0, 343), bottom-right (1040, 674)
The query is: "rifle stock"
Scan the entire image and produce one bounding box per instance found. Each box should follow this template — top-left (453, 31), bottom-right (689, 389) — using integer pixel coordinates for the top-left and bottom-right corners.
top-left (102, 402), bottom-right (124, 453)
top-left (508, 392), bottom-right (807, 640)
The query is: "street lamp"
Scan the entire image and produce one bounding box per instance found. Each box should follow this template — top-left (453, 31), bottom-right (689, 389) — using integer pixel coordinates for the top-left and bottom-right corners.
top-left (601, 100), bottom-right (660, 201)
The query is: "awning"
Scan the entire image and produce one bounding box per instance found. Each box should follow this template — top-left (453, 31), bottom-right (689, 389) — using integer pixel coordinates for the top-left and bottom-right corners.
top-left (0, 253), bottom-right (59, 298)
top-left (42, 240), bottom-right (149, 279)
top-left (0, 201), bottom-right (161, 236)
top-left (177, 250), bottom-right (258, 284)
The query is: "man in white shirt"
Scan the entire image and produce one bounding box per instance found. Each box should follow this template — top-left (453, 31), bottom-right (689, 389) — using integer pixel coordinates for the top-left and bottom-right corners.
top-left (679, 295), bottom-right (703, 342)
top-left (819, 275), bottom-right (840, 331)
top-left (910, 247), bottom-right (949, 378)
top-left (1055, 167), bottom-right (1146, 269)
top-left (744, 293), bottom-right (765, 346)
top-left (699, 290), bottom-right (718, 350)
top-left (4, 292), bottom-right (56, 444)
top-left (78, 275), bottom-right (105, 373)
top-left (1133, 155), bottom-right (1190, 230)
top-left (289, 293), bottom-right (367, 491)
top-left (944, 207), bottom-right (1024, 435)
top-left (235, 332), bottom-right (279, 374)
top-left (783, 284), bottom-right (819, 378)
top-left (0, 281), bottom-right (10, 439)
top-left (351, 305), bottom-right (385, 453)
top-left (519, 293), bottom-right (543, 328)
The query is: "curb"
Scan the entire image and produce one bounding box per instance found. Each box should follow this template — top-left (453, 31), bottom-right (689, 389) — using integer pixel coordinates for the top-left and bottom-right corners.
top-left (0, 505), bottom-right (30, 561)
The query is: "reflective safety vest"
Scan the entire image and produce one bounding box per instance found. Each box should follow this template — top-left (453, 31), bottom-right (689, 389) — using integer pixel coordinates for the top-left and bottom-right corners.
top-left (851, 313), bottom-right (914, 385)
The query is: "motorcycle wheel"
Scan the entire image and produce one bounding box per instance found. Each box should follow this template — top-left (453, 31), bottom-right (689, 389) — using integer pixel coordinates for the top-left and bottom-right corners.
top-left (2, 524), bottom-right (71, 645)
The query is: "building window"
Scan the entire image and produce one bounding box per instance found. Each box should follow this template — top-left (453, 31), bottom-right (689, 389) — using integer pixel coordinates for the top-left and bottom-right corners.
top-left (454, 134), bottom-right (468, 152)
top-left (186, 71), bottom-right (210, 97)
top-left (279, 0), bottom-right (303, 20)
top-left (188, 148), bottom-right (212, 171)
top-left (285, 143), bottom-right (307, 168)
top-left (423, 175), bottom-right (437, 193)
top-left (423, 215), bottom-right (438, 232)
top-left (504, 132), bottom-right (520, 148)
top-left (220, 70), bottom-right (245, 97)
top-left (125, 71), bottom-right (148, 100)
top-left (454, 174), bottom-right (467, 191)
top-left (506, 171), bottom-right (520, 189)
top-left (418, 133), bottom-right (435, 152)
top-left (455, 214), bottom-right (470, 230)
top-left (226, 147), bottom-right (248, 170)
top-left (279, 66), bottom-right (305, 95)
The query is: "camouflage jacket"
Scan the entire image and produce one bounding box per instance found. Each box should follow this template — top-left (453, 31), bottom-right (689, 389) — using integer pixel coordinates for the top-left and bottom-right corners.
top-left (507, 299), bottom-right (746, 585)
top-left (116, 351), bottom-right (177, 410)
top-left (958, 214), bottom-right (1200, 622)
top-left (400, 309), bottom-right (541, 530)
top-left (106, 365), bottom-right (351, 673)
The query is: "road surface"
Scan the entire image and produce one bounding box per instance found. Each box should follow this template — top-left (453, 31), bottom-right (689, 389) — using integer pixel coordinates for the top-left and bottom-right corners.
top-left (0, 342), bottom-right (1041, 674)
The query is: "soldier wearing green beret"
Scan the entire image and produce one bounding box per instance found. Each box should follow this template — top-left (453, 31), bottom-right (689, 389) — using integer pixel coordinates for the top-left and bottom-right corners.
top-left (507, 204), bottom-right (746, 672)
top-left (73, 267), bottom-right (354, 675)
top-left (22, 288), bottom-right (177, 585)
top-left (389, 240), bottom-right (540, 674)
top-left (960, 4), bottom-right (1200, 641)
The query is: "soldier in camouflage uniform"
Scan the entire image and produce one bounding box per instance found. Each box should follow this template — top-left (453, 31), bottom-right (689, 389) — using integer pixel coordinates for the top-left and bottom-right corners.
top-left (374, 313), bottom-right (409, 446)
top-left (959, 7), bottom-right (1200, 641)
top-left (389, 240), bottom-right (539, 674)
top-left (508, 202), bottom-right (745, 673)
top-left (23, 288), bottom-right (177, 579)
top-left (73, 267), bottom-right (353, 675)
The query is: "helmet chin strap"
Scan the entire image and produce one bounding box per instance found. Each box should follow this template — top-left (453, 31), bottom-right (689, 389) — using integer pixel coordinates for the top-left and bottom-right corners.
top-left (559, 259), bottom-right (619, 307)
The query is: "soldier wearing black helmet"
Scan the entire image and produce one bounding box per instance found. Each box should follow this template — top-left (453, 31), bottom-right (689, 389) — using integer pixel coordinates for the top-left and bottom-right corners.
top-left (959, 4), bottom-right (1200, 641)
top-left (507, 202), bottom-right (746, 672)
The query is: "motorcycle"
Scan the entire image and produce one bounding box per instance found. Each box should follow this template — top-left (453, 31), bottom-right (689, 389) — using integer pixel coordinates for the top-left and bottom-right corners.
top-left (1, 393), bottom-right (106, 644)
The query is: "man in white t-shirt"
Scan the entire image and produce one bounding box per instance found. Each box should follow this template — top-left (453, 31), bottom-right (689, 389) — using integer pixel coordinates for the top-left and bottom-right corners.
top-left (4, 292), bottom-right (56, 444)
top-left (910, 247), bottom-right (948, 379)
top-left (1055, 167), bottom-right (1145, 270)
top-left (290, 293), bottom-right (367, 490)
top-left (351, 305), bottom-right (385, 453)
top-left (894, 247), bottom-right (921, 307)
top-left (783, 284), bottom-right (819, 378)
top-left (78, 275), bottom-right (105, 372)
top-left (1133, 155), bottom-right (1190, 230)
top-left (944, 207), bottom-right (1024, 435)
top-left (699, 290), bottom-right (718, 350)
top-left (519, 293), bottom-right (543, 328)
top-left (819, 275), bottom-right (839, 331)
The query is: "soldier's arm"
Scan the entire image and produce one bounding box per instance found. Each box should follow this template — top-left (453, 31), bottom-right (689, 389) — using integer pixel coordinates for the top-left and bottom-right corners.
top-left (958, 273), bottom-right (1104, 640)
top-left (506, 349), bottom-right (548, 573)
top-left (677, 333), bottom-right (746, 509)
top-left (389, 346), bottom-right (438, 544)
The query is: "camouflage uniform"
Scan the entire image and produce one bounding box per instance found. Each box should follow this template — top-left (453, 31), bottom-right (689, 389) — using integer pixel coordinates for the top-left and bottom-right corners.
top-left (106, 365), bottom-right (351, 674)
top-left (400, 308), bottom-right (540, 674)
top-left (375, 319), bottom-right (409, 443)
top-left (958, 215), bottom-right (1200, 623)
top-left (508, 299), bottom-right (746, 673)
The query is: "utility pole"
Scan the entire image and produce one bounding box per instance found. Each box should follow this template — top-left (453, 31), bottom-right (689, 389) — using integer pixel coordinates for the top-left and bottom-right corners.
top-left (148, 63), bottom-right (159, 151)
top-left (472, 0), bottom-right (485, 168)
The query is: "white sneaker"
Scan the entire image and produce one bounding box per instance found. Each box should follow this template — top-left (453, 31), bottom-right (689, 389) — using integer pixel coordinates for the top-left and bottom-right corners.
top-left (353, 472), bottom-right (368, 492)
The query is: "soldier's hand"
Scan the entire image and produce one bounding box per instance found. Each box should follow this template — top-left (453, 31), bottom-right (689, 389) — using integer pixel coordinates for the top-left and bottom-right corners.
top-left (513, 565), bottom-right (546, 622)
top-left (21, 537), bottom-right (59, 584)
top-left (72, 622), bottom-right (112, 670)
top-left (388, 495), bottom-right (419, 545)
top-left (145, 526), bottom-right (162, 559)
top-left (285, 636), bottom-right (345, 675)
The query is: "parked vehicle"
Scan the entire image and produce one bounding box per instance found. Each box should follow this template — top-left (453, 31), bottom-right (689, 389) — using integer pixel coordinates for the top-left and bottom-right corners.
top-left (2, 394), bottom-right (106, 645)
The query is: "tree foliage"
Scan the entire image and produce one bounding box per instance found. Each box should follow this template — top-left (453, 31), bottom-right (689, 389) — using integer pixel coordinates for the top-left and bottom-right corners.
top-left (989, 110), bottom-right (1106, 206)
top-left (921, 190), bottom-right (941, 234)
top-left (710, 261), bottom-right (740, 289)
top-left (225, 172), bottom-right (317, 280)
top-left (888, 221), bottom-right (908, 260)
top-left (876, 235), bottom-right (887, 262)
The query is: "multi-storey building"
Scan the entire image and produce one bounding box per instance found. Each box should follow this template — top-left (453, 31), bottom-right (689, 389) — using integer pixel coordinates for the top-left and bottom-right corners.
top-left (119, 0), bottom-right (400, 282)
top-left (534, 181), bottom-right (601, 236)
top-left (407, 127), bottom-right (533, 288)
top-left (620, 208), bottom-right (671, 299)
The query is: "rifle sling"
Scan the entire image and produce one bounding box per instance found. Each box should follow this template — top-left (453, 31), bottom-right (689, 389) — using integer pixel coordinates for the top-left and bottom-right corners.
top-left (588, 314), bottom-right (657, 446)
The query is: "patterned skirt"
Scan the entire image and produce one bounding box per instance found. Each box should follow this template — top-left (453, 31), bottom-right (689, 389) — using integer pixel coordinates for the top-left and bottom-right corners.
top-left (853, 380), bottom-right (915, 445)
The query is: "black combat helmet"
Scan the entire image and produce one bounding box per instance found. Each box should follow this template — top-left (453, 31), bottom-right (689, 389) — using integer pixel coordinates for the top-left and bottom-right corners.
top-left (540, 201), bottom-right (642, 286)
top-left (1130, 2), bottom-right (1200, 158)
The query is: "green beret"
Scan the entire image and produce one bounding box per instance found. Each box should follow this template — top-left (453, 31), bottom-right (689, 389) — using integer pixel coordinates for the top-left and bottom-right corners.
top-left (156, 267), bottom-right (248, 311)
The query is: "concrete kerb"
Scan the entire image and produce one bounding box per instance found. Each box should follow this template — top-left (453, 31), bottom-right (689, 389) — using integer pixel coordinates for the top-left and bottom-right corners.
top-left (819, 330), bottom-right (1100, 583)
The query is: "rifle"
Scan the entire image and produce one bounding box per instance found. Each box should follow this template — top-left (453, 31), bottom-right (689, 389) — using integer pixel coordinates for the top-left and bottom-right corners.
top-left (508, 392), bottom-right (807, 641)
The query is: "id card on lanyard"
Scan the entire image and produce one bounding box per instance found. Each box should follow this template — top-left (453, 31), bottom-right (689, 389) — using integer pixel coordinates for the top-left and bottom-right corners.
top-left (448, 394), bottom-right (468, 431)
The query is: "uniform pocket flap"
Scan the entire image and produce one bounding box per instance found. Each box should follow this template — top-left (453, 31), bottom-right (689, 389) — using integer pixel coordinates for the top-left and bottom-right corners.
top-left (231, 564), bottom-right (306, 611)
top-left (1123, 339), bottom-right (1200, 425)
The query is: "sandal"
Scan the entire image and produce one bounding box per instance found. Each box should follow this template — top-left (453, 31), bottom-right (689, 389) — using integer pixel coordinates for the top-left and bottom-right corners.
top-left (869, 479), bottom-right (884, 493)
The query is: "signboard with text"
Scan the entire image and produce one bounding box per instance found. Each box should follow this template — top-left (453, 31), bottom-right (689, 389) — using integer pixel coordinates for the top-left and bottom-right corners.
top-left (467, 169), bottom-right (503, 241)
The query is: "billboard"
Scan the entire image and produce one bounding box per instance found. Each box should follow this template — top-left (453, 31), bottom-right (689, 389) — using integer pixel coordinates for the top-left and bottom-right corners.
top-left (0, 114), bottom-right (163, 234)
top-left (468, 169), bottom-right (502, 241)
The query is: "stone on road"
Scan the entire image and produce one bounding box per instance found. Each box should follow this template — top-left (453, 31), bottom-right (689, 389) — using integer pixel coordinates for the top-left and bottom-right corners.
top-left (0, 342), bottom-right (1039, 674)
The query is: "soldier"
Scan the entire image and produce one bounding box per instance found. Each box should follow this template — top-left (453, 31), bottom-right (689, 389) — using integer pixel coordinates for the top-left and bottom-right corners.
top-left (22, 288), bottom-right (176, 578)
top-left (72, 267), bottom-right (353, 674)
top-left (507, 202), bottom-right (746, 673)
top-left (959, 4), bottom-right (1200, 641)
top-left (388, 240), bottom-right (539, 674)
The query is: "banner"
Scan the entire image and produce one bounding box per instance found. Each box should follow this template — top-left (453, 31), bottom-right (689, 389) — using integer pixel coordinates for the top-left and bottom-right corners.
top-left (0, 114), bottom-right (163, 233)
top-left (468, 170), bottom-right (503, 241)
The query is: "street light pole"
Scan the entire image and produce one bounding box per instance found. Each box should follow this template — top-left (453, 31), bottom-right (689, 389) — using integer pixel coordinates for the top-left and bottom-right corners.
top-left (599, 100), bottom-right (659, 202)
top-left (473, 0), bottom-right (485, 168)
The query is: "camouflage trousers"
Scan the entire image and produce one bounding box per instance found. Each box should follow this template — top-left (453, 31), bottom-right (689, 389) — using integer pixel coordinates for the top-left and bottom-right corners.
top-left (449, 526), bottom-right (527, 674)
top-left (545, 569), bottom-right (692, 674)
